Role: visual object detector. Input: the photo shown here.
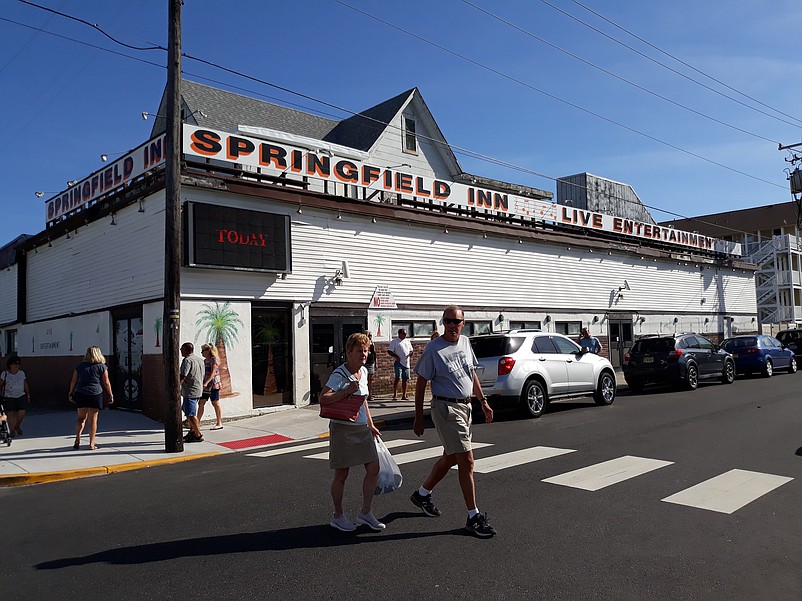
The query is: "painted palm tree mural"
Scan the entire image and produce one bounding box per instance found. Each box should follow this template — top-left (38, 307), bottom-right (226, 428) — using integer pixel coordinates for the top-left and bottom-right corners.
top-left (374, 314), bottom-right (386, 337)
top-left (154, 317), bottom-right (162, 348)
top-left (195, 301), bottom-right (243, 397)
top-left (254, 317), bottom-right (281, 395)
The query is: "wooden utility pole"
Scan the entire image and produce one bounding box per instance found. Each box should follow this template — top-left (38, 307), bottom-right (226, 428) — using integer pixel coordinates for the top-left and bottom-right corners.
top-left (163, 0), bottom-right (183, 452)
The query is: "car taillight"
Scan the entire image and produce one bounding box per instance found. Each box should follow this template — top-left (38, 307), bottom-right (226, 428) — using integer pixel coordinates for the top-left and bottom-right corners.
top-left (624, 353), bottom-right (631, 362)
top-left (498, 357), bottom-right (515, 375)
top-left (746, 348), bottom-right (759, 353)
top-left (668, 349), bottom-right (683, 360)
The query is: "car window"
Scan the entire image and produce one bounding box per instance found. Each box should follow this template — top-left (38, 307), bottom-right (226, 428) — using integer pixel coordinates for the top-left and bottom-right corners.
top-left (471, 336), bottom-right (525, 358)
top-left (634, 338), bottom-right (674, 353)
top-left (778, 331), bottom-right (800, 343)
top-left (765, 336), bottom-right (780, 348)
top-left (695, 336), bottom-right (715, 351)
top-left (532, 337), bottom-right (559, 354)
top-left (552, 336), bottom-right (581, 354)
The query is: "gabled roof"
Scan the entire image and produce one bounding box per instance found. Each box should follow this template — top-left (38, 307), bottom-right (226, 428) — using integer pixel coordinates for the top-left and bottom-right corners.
top-left (324, 88), bottom-right (414, 151)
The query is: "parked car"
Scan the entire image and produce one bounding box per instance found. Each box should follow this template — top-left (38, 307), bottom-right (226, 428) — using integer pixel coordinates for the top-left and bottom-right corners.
top-left (721, 335), bottom-right (798, 377)
top-left (776, 328), bottom-right (802, 360)
top-left (470, 330), bottom-right (616, 418)
top-left (623, 332), bottom-right (735, 392)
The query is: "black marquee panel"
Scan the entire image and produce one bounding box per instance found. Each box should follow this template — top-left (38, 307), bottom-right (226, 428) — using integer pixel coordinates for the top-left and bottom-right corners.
top-left (187, 202), bottom-right (291, 273)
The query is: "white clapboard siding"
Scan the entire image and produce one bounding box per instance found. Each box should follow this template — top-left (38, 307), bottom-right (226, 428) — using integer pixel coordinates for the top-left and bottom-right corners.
top-left (179, 188), bottom-right (755, 314)
top-left (26, 192), bottom-right (166, 322)
top-left (0, 265), bottom-right (18, 325)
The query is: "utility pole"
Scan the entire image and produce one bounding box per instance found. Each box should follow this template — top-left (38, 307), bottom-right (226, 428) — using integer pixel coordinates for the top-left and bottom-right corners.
top-left (163, 0), bottom-right (183, 452)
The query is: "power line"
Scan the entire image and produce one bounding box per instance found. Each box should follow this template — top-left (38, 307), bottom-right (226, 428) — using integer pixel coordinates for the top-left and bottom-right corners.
top-left (461, 0), bottom-right (779, 144)
top-left (7, 7), bottom-right (781, 239)
top-left (536, 0), bottom-right (802, 129)
top-left (566, 0), bottom-right (802, 127)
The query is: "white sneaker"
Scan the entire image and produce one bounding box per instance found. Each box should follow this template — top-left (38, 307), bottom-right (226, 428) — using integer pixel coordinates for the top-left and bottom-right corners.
top-left (330, 514), bottom-right (356, 532)
top-left (356, 511), bottom-right (386, 531)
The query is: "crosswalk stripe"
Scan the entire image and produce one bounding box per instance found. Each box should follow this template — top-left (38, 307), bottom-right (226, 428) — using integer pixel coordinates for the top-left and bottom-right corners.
top-left (542, 455), bottom-right (674, 491)
top-left (247, 440), bottom-right (329, 458)
top-left (391, 442), bottom-right (493, 465)
top-left (472, 446), bottom-right (577, 474)
top-left (661, 469), bottom-right (793, 514)
top-left (303, 439), bottom-right (425, 460)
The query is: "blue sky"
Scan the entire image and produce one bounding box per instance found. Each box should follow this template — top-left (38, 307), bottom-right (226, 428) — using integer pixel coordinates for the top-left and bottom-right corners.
top-left (1, 0), bottom-right (801, 246)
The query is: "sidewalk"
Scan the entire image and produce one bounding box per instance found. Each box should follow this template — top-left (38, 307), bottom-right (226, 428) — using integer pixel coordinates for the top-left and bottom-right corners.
top-left (0, 370), bottom-right (627, 487)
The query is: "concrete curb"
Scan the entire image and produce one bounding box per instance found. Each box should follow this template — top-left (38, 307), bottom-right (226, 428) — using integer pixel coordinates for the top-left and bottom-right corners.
top-left (0, 452), bottom-right (221, 488)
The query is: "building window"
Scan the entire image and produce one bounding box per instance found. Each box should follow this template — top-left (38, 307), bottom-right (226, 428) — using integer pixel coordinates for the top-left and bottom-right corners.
top-left (391, 320), bottom-right (435, 338)
top-left (510, 321), bottom-right (541, 330)
top-left (403, 116), bottom-right (417, 153)
top-left (463, 321), bottom-right (493, 336)
top-left (555, 321), bottom-right (582, 336)
top-left (5, 329), bottom-right (17, 355)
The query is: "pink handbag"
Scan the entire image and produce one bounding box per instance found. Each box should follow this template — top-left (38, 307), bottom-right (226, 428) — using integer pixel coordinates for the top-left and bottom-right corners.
top-left (319, 393), bottom-right (365, 422)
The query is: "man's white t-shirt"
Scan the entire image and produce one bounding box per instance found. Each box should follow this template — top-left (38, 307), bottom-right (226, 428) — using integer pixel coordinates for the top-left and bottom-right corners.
top-left (389, 337), bottom-right (413, 368)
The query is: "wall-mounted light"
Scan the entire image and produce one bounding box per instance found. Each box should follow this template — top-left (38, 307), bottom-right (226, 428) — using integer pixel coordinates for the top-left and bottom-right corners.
top-left (443, 228), bottom-right (449, 234)
top-left (297, 206), bottom-right (303, 214)
top-left (498, 312), bottom-right (505, 324)
top-left (639, 316), bottom-right (646, 323)
top-left (336, 212), bottom-right (342, 220)
top-left (34, 191), bottom-right (45, 198)
top-left (65, 231), bottom-right (71, 240)
top-left (371, 216), bottom-right (377, 223)
top-left (138, 199), bottom-right (145, 213)
top-left (110, 213), bottom-right (117, 226)
top-left (618, 280), bottom-right (632, 292)
top-left (700, 297), bottom-right (706, 304)
top-left (673, 317), bottom-right (679, 324)
top-left (704, 317), bottom-right (710, 324)
top-left (592, 316), bottom-right (599, 323)
top-left (33, 246), bottom-right (38, 254)
top-left (67, 179), bottom-right (78, 187)
top-left (482, 232), bottom-right (488, 239)
top-left (47, 239), bottom-right (52, 248)
top-left (332, 269), bottom-right (344, 287)
top-left (543, 315), bottom-right (551, 323)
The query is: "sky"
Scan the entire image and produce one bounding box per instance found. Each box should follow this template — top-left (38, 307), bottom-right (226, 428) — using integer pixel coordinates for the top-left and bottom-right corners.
top-left (1, 0), bottom-right (801, 247)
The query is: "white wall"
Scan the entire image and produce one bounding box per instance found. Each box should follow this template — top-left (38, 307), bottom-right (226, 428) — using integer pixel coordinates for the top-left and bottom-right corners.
top-left (0, 264), bottom-right (17, 325)
top-left (26, 191), bottom-right (166, 322)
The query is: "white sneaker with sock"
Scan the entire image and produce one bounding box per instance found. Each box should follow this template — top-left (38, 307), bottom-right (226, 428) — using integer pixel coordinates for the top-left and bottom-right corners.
top-left (330, 514), bottom-right (356, 532)
top-left (356, 511), bottom-right (386, 531)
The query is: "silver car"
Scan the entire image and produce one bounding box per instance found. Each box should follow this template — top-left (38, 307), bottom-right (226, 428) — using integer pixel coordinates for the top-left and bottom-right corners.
top-left (470, 330), bottom-right (617, 418)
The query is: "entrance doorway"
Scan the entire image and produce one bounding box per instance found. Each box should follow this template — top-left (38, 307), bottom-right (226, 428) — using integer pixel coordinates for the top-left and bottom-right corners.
top-left (111, 312), bottom-right (144, 410)
top-left (252, 306), bottom-right (292, 408)
top-left (310, 315), bottom-right (366, 401)
top-left (607, 317), bottom-right (634, 368)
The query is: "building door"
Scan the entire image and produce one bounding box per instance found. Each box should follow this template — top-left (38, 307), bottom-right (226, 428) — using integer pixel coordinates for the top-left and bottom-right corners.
top-left (111, 312), bottom-right (144, 410)
top-left (310, 316), bottom-right (366, 402)
top-left (252, 306), bottom-right (292, 408)
top-left (608, 318), bottom-right (634, 368)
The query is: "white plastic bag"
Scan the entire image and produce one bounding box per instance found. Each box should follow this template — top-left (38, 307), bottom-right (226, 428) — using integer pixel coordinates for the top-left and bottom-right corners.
top-left (374, 437), bottom-right (403, 496)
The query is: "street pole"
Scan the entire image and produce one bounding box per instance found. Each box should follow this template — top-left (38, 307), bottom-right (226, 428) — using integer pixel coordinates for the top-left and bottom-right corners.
top-left (163, 0), bottom-right (183, 452)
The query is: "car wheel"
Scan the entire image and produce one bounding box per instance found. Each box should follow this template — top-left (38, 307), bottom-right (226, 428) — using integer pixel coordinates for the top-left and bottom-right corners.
top-left (685, 364), bottom-right (699, 390)
top-left (722, 360), bottom-right (735, 384)
top-left (520, 379), bottom-right (547, 418)
top-left (762, 359), bottom-right (773, 378)
top-left (594, 371), bottom-right (616, 405)
top-left (788, 357), bottom-right (797, 374)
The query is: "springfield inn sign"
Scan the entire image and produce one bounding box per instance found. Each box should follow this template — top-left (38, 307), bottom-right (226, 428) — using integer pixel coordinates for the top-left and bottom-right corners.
top-left (44, 126), bottom-right (741, 257)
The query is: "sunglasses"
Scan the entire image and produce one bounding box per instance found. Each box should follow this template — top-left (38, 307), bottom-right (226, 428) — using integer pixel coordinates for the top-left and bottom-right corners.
top-left (442, 318), bottom-right (464, 325)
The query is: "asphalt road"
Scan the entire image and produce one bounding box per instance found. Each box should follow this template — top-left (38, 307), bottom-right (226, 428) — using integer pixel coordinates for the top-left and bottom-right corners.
top-left (3, 372), bottom-right (801, 601)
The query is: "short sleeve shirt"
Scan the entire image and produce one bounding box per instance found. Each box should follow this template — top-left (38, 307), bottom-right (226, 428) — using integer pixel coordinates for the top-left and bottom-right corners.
top-left (1, 370), bottom-right (26, 398)
top-left (75, 362), bottom-right (107, 395)
top-left (389, 337), bottom-right (413, 367)
top-left (180, 354), bottom-right (205, 398)
top-left (325, 364), bottom-right (369, 425)
top-left (414, 335), bottom-right (477, 399)
top-left (579, 336), bottom-right (602, 353)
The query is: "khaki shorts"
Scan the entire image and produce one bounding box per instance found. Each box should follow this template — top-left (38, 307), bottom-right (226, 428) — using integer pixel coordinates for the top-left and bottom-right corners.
top-left (431, 400), bottom-right (472, 455)
top-left (329, 422), bottom-right (378, 469)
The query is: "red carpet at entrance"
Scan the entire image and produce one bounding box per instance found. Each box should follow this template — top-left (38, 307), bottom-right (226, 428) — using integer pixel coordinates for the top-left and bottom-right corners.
top-left (219, 434), bottom-right (294, 450)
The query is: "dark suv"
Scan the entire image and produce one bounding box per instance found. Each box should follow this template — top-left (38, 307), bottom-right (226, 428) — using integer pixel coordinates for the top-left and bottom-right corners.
top-left (623, 333), bottom-right (735, 392)
top-left (776, 328), bottom-right (802, 359)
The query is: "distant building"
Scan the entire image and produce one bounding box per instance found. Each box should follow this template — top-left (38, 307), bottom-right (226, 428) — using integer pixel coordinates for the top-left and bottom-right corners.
top-left (661, 202), bottom-right (801, 330)
top-left (557, 173), bottom-right (656, 225)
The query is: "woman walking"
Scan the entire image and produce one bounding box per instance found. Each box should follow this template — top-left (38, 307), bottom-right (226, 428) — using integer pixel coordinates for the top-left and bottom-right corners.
top-left (319, 332), bottom-right (384, 532)
top-left (199, 343), bottom-right (224, 430)
top-left (69, 346), bottom-right (114, 450)
top-left (0, 356), bottom-right (30, 436)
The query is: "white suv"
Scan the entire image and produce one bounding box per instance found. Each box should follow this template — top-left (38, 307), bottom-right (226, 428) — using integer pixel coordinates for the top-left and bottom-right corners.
top-left (470, 330), bottom-right (617, 418)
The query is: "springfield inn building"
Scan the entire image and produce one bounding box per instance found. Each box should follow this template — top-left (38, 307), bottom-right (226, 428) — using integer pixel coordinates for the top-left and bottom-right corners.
top-left (0, 81), bottom-right (757, 421)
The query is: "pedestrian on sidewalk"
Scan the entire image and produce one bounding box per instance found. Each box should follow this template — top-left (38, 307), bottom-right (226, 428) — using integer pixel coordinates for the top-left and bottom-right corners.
top-left (179, 342), bottom-right (205, 443)
top-left (364, 330), bottom-right (377, 401)
top-left (410, 305), bottom-right (497, 538)
top-left (320, 332), bottom-right (385, 533)
top-left (0, 356), bottom-right (30, 437)
top-left (69, 346), bottom-right (114, 450)
top-left (199, 343), bottom-right (224, 430)
top-left (579, 327), bottom-right (602, 354)
top-left (387, 328), bottom-right (413, 400)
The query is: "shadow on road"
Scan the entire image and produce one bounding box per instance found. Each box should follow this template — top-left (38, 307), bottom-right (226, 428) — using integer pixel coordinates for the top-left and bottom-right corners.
top-left (35, 514), bottom-right (469, 568)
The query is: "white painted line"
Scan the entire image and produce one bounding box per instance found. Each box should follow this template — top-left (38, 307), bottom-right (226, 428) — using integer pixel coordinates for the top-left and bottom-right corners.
top-left (247, 440), bottom-right (329, 458)
top-left (302, 439), bottom-right (426, 460)
top-left (661, 469), bottom-right (793, 514)
top-left (472, 446), bottom-right (577, 474)
top-left (543, 455), bottom-right (674, 491)
top-left (393, 442), bottom-right (493, 466)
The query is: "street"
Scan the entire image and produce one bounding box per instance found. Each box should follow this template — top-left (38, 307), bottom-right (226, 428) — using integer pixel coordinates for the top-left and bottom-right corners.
top-left (3, 372), bottom-right (801, 601)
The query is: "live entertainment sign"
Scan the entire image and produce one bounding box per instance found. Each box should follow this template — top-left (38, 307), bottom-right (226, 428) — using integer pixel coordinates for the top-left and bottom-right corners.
top-left (187, 202), bottom-right (291, 273)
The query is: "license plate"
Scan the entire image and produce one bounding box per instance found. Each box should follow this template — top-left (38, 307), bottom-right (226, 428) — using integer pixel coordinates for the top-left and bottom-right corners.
top-left (643, 356), bottom-right (654, 363)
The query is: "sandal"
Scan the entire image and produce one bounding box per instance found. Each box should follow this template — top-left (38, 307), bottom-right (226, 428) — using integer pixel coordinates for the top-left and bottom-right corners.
top-left (89, 445), bottom-right (99, 450)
